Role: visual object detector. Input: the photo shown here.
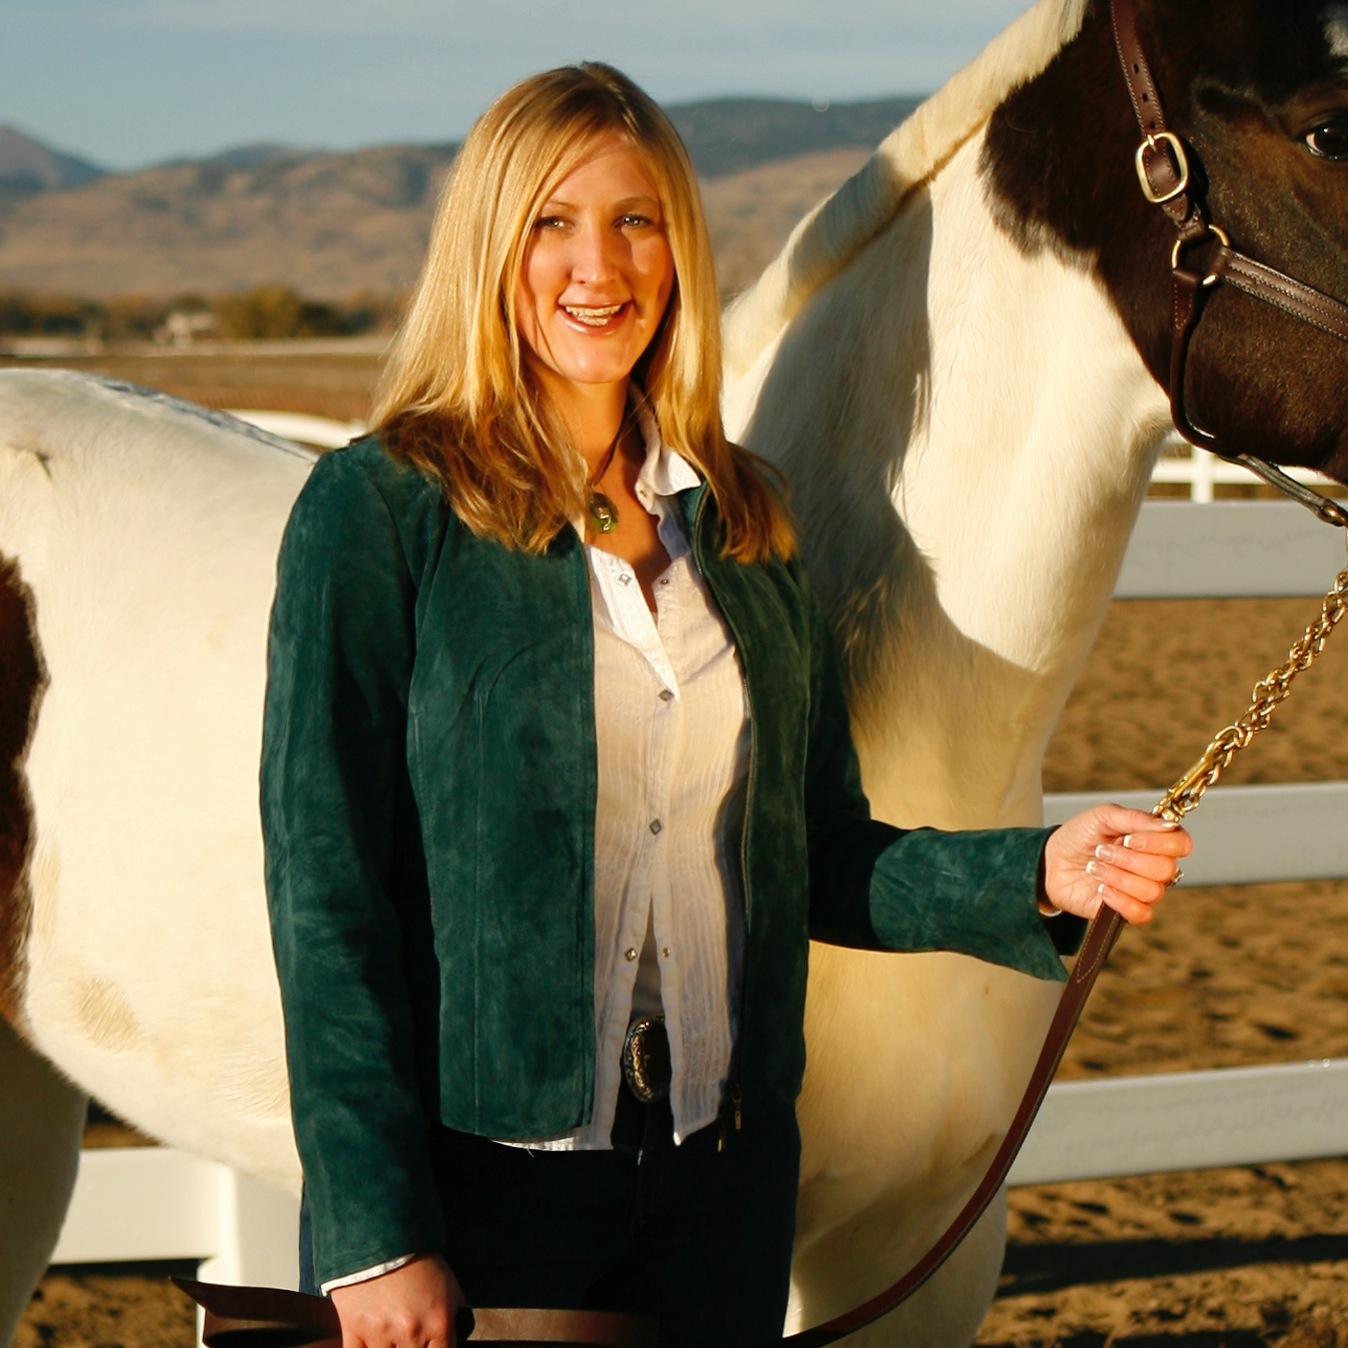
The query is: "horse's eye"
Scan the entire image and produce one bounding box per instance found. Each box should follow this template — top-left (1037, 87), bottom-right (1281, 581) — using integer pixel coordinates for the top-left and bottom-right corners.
top-left (1305, 118), bottom-right (1348, 161)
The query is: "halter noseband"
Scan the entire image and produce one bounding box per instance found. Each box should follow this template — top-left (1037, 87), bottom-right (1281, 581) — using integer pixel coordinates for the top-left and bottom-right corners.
top-left (1110, 0), bottom-right (1348, 528)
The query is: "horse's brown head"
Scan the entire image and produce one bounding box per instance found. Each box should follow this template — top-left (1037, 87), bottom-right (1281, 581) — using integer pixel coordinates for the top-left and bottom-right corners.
top-left (982, 0), bottom-right (1348, 485)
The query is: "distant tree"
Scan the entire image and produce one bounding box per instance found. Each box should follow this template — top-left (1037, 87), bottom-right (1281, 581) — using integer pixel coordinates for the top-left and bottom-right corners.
top-left (342, 287), bottom-right (408, 334)
top-left (168, 292), bottom-right (213, 315)
top-left (214, 284), bottom-right (362, 339)
top-left (0, 286), bottom-right (407, 342)
top-left (0, 291), bottom-right (99, 336)
top-left (104, 294), bottom-right (171, 341)
top-left (0, 292), bottom-right (32, 334)
top-left (215, 284), bottom-right (305, 339)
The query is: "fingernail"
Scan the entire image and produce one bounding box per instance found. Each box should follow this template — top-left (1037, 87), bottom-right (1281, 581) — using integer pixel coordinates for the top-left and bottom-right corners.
top-left (1097, 883), bottom-right (1108, 897)
top-left (1095, 843), bottom-right (1116, 862)
top-left (1085, 859), bottom-right (1098, 877)
top-left (1122, 834), bottom-right (1134, 849)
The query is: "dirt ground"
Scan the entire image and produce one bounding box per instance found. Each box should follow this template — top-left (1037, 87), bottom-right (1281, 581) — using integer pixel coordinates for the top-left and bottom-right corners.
top-left (978, 592), bottom-right (1348, 1347)
top-left (0, 347), bottom-right (385, 423)
top-left (9, 353), bottom-right (1348, 1346)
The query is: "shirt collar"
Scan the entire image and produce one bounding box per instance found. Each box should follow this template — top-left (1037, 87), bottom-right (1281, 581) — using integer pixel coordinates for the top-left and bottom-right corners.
top-left (568, 404), bottom-right (702, 540)
top-left (633, 402), bottom-right (702, 498)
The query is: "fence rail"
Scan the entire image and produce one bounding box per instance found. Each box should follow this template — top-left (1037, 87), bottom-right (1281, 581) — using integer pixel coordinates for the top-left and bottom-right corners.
top-left (1150, 450), bottom-right (1337, 504)
top-left (1007, 1058), bottom-right (1348, 1186)
top-left (224, 413), bottom-right (1347, 510)
top-left (49, 450), bottom-right (1348, 1321)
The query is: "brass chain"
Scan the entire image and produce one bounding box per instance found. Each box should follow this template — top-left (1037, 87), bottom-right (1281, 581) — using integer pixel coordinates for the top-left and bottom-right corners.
top-left (1153, 534), bottom-right (1348, 823)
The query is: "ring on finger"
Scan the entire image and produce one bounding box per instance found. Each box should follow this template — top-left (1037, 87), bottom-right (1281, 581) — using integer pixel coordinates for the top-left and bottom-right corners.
top-left (1167, 867), bottom-right (1185, 887)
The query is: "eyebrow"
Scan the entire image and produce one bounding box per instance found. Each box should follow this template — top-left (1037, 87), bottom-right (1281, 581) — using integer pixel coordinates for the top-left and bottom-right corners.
top-left (540, 195), bottom-right (662, 211)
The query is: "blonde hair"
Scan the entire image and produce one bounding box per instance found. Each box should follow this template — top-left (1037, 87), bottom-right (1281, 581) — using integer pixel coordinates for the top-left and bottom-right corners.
top-left (371, 62), bottom-right (793, 562)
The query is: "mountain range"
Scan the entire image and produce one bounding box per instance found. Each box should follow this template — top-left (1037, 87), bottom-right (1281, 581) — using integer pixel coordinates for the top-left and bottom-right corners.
top-left (0, 96), bottom-right (922, 300)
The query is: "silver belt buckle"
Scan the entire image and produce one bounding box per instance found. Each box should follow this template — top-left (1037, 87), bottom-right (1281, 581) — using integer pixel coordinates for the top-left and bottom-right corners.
top-left (621, 1016), bottom-right (670, 1104)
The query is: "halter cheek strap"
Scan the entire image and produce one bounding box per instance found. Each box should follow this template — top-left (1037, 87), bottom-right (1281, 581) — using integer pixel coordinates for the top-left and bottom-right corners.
top-left (1111, 0), bottom-right (1348, 529)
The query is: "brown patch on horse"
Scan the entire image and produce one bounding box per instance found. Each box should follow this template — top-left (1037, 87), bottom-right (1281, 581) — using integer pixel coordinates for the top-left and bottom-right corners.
top-left (980, 0), bottom-right (1348, 483)
top-left (0, 550), bottom-right (48, 1026)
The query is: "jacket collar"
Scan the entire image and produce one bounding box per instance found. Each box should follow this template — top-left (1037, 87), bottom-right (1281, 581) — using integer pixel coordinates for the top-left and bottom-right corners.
top-left (674, 479), bottom-right (710, 550)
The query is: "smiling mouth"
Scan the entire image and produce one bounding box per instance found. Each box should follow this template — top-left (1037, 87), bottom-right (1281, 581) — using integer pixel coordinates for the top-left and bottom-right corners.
top-left (561, 302), bottom-right (628, 328)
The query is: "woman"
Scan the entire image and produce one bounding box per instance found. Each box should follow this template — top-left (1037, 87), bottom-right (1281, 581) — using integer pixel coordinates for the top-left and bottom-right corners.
top-left (260, 62), bottom-right (1189, 1348)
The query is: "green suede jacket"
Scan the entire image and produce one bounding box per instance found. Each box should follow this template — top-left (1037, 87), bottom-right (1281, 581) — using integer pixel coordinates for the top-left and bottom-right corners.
top-left (260, 435), bottom-right (1075, 1285)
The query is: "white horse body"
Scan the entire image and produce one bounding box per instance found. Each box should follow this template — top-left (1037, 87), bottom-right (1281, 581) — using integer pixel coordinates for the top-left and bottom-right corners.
top-left (0, 3), bottom-right (1191, 1344)
top-left (722, 126), bottom-right (1170, 1341)
top-left (0, 386), bottom-right (309, 1188)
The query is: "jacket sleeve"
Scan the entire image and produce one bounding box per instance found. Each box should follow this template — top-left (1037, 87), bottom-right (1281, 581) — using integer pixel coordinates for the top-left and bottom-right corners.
top-left (261, 449), bottom-right (447, 1285)
top-left (796, 569), bottom-right (1082, 981)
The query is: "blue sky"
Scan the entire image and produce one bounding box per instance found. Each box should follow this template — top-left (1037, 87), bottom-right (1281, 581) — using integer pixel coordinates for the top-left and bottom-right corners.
top-left (5, 0), bottom-right (1028, 170)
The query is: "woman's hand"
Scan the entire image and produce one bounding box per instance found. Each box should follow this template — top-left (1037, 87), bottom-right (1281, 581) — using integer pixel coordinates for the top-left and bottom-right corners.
top-left (1042, 803), bottom-right (1193, 924)
top-left (330, 1253), bottom-right (466, 1348)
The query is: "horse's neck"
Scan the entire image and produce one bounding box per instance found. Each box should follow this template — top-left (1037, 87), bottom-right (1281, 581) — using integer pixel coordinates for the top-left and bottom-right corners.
top-left (728, 132), bottom-right (1171, 829)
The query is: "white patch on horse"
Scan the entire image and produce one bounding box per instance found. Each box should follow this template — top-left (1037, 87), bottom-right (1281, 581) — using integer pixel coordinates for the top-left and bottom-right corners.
top-left (1328, 6), bottom-right (1348, 59)
top-left (724, 0), bottom-right (1091, 380)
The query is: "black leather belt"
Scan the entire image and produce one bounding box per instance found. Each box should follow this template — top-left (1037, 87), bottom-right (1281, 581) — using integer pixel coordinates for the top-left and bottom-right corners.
top-left (620, 1016), bottom-right (670, 1104)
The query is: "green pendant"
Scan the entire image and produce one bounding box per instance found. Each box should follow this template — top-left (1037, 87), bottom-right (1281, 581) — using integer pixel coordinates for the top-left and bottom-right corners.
top-left (588, 491), bottom-right (619, 534)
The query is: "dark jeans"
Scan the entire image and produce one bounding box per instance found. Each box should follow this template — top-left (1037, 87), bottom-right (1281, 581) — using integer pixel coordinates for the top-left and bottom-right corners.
top-left (300, 1090), bottom-right (800, 1346)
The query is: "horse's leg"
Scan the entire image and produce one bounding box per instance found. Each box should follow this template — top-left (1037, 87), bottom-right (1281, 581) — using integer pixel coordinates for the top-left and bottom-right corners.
top-left (788, 1188), bottom-right (1008, 1348)
top-left (0, 1018), bottom-right (87, 1346)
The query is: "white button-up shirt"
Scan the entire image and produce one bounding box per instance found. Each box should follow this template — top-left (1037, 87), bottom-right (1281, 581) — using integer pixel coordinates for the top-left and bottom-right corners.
top-left (513, 415), bottom-right (749, 1151)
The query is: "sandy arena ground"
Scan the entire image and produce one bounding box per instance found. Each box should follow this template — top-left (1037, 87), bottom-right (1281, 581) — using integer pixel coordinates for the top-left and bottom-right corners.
top-left (8, 356), bottom-right (1348, 1346)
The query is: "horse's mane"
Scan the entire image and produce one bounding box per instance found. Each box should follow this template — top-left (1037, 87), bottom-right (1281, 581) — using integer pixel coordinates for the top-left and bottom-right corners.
top-left (722, 0), bottom-right (1090, 380)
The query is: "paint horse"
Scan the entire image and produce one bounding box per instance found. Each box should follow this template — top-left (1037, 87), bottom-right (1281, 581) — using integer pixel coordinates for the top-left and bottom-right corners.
top-left (2, 1), bottom-right (1346, 1343)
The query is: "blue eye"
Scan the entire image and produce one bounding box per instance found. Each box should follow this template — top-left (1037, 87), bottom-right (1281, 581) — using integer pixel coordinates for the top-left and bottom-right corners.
top-left (619, 213), bottom-right (655, 228)
top-left (534, 215), bottom-right (567, 231)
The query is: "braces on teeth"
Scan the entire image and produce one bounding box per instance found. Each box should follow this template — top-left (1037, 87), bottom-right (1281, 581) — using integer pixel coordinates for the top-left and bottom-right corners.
top-left (564, 303), bottom-right (625, 325)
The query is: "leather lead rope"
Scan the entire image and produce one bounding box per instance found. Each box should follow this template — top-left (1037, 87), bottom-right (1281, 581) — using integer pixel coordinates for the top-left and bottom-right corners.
top-left (175, 3), bottom-right (1348, 1344)
top-left (776, 3), bottom-right (1348, 1340)
top-left (174, 524), bottom-right (1348, 1347)
top-left (778, 540), bottom-right (1348, 1348)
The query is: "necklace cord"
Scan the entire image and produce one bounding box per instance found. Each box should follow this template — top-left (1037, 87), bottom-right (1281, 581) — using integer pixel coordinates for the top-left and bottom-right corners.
top-left (586, 413), bottom-right (632, 536)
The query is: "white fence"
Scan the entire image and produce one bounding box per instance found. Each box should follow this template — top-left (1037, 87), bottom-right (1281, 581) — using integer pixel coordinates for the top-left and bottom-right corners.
top-left (1015, 498), bottom-right (1348, 1181)
top-left (1150, 446), bottom-right (1339, 503)
top-left (53, 1149), bottom-right (298, 1283)
top-left (224, 413), bottom-right (1347, 506)
top-left (226, 409), bottom-right (364, 449)
top-left (49, 471), bottom-right (1348, 1309)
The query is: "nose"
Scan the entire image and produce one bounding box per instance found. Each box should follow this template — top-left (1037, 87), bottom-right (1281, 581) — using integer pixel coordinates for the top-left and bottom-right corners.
top-left (570, 221), bottom-right (621, 286)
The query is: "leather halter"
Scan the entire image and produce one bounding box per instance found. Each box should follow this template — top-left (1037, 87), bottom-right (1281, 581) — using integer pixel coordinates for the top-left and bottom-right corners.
top-left (1112, 0), bottom-right (1348, 529)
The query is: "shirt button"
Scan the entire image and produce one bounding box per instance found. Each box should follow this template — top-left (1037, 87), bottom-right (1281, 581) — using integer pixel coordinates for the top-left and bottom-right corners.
top-left (617, 573), bottom-right (632, 585)
top-left (661, 946), bottom-right (671, 958)
top-left (658, 689), bottom-right (675, 702)
top-left (649, 819), bottom-right (663, 835)
top-left (624, 947), bottom-right (638, 962)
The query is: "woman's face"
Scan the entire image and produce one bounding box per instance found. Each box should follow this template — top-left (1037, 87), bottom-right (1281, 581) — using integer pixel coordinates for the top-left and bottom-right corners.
top-left (514, 134), bottom-right (675, 410)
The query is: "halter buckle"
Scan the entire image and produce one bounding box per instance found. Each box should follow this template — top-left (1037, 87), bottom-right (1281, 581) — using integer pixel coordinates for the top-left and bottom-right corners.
top-left (1135, 130), bottom-right (1190, 204)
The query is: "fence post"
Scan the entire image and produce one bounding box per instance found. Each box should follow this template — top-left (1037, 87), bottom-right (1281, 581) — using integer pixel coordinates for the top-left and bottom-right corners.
top-left (197, 1167), bottom-right (300, 1291)
top-left (1190, 450), bottom-right (1215, 502)
top-left (189, 1167), bottom-right (299, 1348)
